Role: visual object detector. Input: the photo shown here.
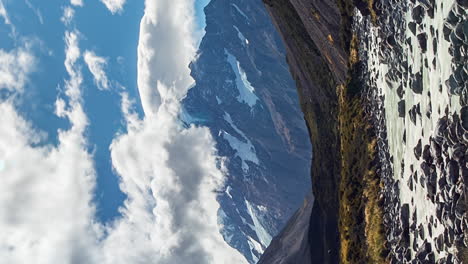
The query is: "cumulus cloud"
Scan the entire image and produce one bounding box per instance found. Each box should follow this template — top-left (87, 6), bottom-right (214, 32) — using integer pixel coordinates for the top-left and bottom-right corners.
top-left (0, 47), bottom-right (35, 92)
top-left (137, 0), bottom-right (197, 116)
top-left (102, 96), bottom-right (246, 264)
top-left (84, 51), bottom-right (110, 90)
top-left (1, 0), bottom-right (247, 263)
top-left (70, 0), bottom-right (83, 7)
top-left (0, 103), bottom-right (100, 264)
top-left (100, 0), bottom-right (246, 262)
top-left (61, 6), bottom-right (75, 25)
top-left (0, 30), bottom-right (100, 263)
top-left (101, 0), bottom-right (126, 14)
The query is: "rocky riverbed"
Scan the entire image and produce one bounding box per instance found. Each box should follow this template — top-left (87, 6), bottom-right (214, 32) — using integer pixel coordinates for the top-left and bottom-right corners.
top-left (355, 0), bottom-right (468, 262)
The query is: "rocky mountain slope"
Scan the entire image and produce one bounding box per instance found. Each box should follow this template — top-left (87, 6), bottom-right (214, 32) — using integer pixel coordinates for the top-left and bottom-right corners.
top-left (181, 0), bottom-right (312, 262)
top-left (259, 0), bottom-right (468, 263)
top-left (260, 0), bottom-right (349, 262)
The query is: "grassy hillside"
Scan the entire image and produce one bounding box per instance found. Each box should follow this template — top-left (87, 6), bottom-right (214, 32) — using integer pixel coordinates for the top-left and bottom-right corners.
top-left (338, 29), bottom-right (386, 264)
top-left (261, 0), bottom-right (386, 263)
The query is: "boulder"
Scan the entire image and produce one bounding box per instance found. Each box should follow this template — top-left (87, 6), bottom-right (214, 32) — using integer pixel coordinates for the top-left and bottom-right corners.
top-left (417, 33), bottom-right (428, 53)
top-left (397, 84), bottom-right (404, 98)
top-left (436, 233), bottom-right (444, 251)
top-left (457, 0), bottom-right (468, 8)
top-left (421, 161), bottom-right (430, 177)
top-left (412, 5), bottom-right (425, 24)
top-left (446, 75), bottom-right (461, 95)
top-left (430, 139), bottom-right (442, 158)
top-left (435, 117), bottom-right (448, 142)
top-left (414, 139), bottom-right (422, 160)
top-left (411, 72), bottom-right (423, 94)
top-left (398, 100), bottom-right (406, 117)
top-left (439, 177), bottom-right (447, 189)
top-left (461, 106), bottom-right (468, 131)
top-left (409, 21), bottom-right (417, 35)
top-left (409, 106), bottom-right (417, 125)
top-left (448, 160), bottom-right (460, 184)
top-left (455, 197), bottom-right (466, 219)
top-left (422, 144), bottom-right (432, 162)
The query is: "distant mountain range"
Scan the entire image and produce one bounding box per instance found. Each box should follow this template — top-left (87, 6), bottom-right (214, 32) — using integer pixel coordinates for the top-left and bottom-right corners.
top-left (181, 0), bottom-right (312, 262)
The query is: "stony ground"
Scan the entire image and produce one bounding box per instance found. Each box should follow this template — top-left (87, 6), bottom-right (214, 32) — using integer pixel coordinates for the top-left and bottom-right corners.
top-left (355, 0), bottom-right (468, 262)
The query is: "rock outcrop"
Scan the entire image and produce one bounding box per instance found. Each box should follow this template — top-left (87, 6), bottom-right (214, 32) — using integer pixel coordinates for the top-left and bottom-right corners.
top-left (259, 0), bottom-right (349, 263)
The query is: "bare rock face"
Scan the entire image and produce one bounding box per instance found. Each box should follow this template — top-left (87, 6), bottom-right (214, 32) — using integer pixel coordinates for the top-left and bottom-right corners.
top-left (258, 193), bottom-right (314, 264)
top-left (259, 0), bottom-right (348, 263)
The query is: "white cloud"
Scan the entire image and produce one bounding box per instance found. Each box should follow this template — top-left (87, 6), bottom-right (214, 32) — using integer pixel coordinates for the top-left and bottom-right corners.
top-left (24, 0), bottom-right (44, 24)
top-left (137, 0), bottom-right (197, 116)
top-left (0, 0), bottom-right (11, 25)
top-left (100, 0), bottom-right (126, 14)
top-left (0, 102), bottom-right (100, 264)
top-left (84, 51), bottom-right (110, 90)
top-left (100, 0), bottom-right (246, 262)
top-left (61, 6), bottom-right (75, 25)
top-left (0, 30), bottom-right (101, 264)
top-left (0, 47), bottom-right (35, 92)
top-left (63, 31), bottom-right (83, 102)
top-left (0, 0), bottom-right (18, 39)
top-left (0, 0), bottom-right (248, 263)
top-left (70, 0), bottom-right (83, 7)
top-left (103, 95), bottom-right (246, 264)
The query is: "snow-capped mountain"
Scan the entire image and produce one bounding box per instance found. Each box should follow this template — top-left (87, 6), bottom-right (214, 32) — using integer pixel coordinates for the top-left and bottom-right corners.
top-left (181, 0), bottom-right (312, 262)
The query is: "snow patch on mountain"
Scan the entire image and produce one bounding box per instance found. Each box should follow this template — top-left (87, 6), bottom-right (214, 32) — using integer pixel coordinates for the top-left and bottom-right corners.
top-left (222, 112), bottom-right (259, 172)
top-left (231, 3), bottom-right (249, 23)
top-left (247, 236), bottom-right (263, 262)
top-left (218, 208), bottom-right (235, 244)
top-left (245, 200), bottom-right (272, 248)
top-left (179, 105), bottom-right (207, 125)
top-left (224, 112), bottom-right (247, 138)
top-left (221, 129), bottom-right (259, 173)
top-left (225, 185), bottom-right (233, 199)
top-left (225, 49), bottom-right (258, 107)
top-left (233, 25), bottom-right (249, 46)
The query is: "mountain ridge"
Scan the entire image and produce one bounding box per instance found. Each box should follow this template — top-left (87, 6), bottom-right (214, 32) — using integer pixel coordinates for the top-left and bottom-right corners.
top-left (182, 0), bottom-right (312, 262)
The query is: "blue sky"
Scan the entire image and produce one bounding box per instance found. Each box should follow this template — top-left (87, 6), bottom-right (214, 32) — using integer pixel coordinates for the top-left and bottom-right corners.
top-left (0, 0), bottom-right (145, 223)
top-left (0, 0), bottom-right (211, 224)
top-left (195, 0), bottom-right (210, 30)
top-left (0, 0), bottom-right (249, 263)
